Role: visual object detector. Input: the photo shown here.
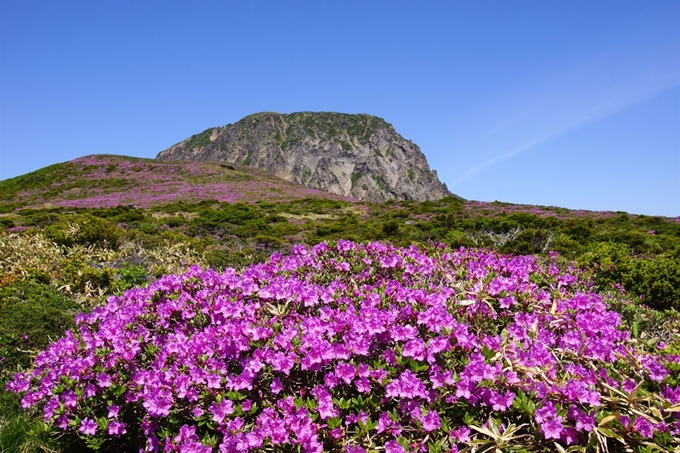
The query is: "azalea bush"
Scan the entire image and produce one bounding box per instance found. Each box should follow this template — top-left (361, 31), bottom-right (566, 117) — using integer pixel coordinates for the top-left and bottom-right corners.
top-left (7, 241), bottom-right (680, 452)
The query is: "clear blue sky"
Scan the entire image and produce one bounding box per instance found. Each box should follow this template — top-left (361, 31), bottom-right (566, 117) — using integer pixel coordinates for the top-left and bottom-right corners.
top-left (1, 1), bottom-right (678, 216)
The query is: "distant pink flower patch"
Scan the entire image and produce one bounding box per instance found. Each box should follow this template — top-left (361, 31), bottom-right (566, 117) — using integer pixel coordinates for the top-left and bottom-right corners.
top-left (6, 226), bottom-right (29, 233)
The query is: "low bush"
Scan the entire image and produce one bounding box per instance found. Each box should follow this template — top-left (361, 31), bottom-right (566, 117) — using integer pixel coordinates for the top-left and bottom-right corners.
top-left (43, 215), bottom-right (122, 250)
top-left (580, 242), bottom-right (680, 311)
top-left (0, 280), bottom-right (79, 373)
top-left (113, 263), bottom-right (148, 294)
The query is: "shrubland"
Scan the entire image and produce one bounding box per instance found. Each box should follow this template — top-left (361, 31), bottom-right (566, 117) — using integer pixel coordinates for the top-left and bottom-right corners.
top-left (1, 197), bottom-right (679, 452)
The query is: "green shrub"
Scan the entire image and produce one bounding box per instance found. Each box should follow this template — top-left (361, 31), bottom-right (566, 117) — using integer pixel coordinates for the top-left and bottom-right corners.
top-left (43, 215), bottom-right (121, 250)
top-left (61, 257), bottom-right (115, 294)
top-left (253, 233), bottom-right (285, 248)
top-left (233, 219), bottom-right (272, 238)
top-left (205, 248), bottom-right (266, 271)
top-left (115, 209), bottom-right (145, 223)
top-left (195, 203), bottom-right (258, 227)
top-left (379, 220), bottom-right (400, 239)
top-left (621, 256), bottom-right (680, 311)
top-left (578, 242), bottom-right (680, 311)
top-left (204, 249), bottom-right (232, 271)
top-left (0, 217), bottom-right (15, 230)
top-left (0, 280), bottom-right (78, 374)
top-left (113, 263), bottom-right (148, 293)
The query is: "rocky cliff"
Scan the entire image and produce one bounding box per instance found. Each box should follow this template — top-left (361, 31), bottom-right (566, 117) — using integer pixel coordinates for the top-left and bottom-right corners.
top-left (156, 112), bottom-right (452, 202)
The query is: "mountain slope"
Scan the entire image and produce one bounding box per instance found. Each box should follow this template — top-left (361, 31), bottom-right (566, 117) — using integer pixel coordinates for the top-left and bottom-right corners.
top-left (156, 111), bottom-right (452, 202)
top-left (0, 154), bottom-right (351, 210)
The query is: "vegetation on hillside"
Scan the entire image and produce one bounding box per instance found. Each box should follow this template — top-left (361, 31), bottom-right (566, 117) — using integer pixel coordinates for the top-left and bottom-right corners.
top-left (1, 183), bottom-right (679, 452)
top-left (0, 154), bottom-right (349, 212)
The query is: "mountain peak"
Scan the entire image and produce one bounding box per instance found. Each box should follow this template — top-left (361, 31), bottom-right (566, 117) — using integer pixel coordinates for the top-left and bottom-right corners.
top-left (156, 112), bottom-right (452, 202)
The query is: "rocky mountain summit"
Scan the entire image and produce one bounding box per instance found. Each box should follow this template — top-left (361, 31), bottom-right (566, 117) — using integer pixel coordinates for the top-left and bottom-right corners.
top-left (156, 112), bottom-right (452, 202)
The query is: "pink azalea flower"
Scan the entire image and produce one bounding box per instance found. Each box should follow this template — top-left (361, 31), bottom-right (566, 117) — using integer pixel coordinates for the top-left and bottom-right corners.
top-left (79, 418), bottom-right (97, 436)
top-left (541, 419), bottom-right (564, 440)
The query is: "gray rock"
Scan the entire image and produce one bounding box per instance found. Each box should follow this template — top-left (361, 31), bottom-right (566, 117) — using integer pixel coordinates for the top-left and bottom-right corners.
top-left (156, 112), bottom-right (452, 202)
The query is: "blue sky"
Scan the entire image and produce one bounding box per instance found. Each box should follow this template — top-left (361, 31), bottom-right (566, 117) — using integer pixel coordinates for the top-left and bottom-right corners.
top-left (1, 1), bottom-right (678, 216)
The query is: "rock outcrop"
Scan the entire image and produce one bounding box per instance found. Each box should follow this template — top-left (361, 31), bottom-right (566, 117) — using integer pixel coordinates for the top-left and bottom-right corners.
top-left (156, 112), bottom-right (452, 202)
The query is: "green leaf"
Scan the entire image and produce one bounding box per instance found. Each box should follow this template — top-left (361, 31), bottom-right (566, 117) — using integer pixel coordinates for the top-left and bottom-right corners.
top-left (96, 416), bottom-right (109, 430)
top-left (596, 427), bottom-right (625, 444)
top-left (361, 417), bottom-right (377, 431)
top-left (428, 440), bottom-right (443, 453)
top-left (327, 417), bottom-right (343, 429)
top-left (85, 436), bottom-right (105, 451)
top-left (481, 345), bottom-right (495, 361)
top-left (227, 390), bottom-right (245, 401)
top-left (201, 432), bottom-right (218, 447)
top-left (333, 397), bottom-right (351, 410)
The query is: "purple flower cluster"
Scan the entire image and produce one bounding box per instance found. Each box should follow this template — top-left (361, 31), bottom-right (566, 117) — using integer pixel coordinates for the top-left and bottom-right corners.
top-left (8, 241), bottom-right (680, 451)
top-left (463, 200), bottom-right (627, 220)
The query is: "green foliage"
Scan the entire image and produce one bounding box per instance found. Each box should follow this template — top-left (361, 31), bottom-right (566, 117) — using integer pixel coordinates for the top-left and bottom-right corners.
top-left (620, 256), bottom-right (680, 310)
top-left (205, 248), bottom-right (269, 271)
top-left (380, 220), bottom-right (400, 239)
top-left (194, 203), bottom-right (258, 227)
top-left (0, 162), bottom-right (73, 203)
top-left (61, 256), bottom-right (115, 293)
top-left (242, 150), bottom-right (253, 166)
top-left (287, 111), bottom-right (382, 141)
top-left (113, 263), bottom-right (148, 293)
top-left (204, 249), bottom-right (232, 271)
top-left (407, 168), bottom-right (415, 181)
top-left (607, 295), bottom-right (680, 350)
top-left (0, 412), bottom-right (66, 453)
top-left (233, 219), bottom-right (272, 237)
top-left (182, 128), bottom-right (216, 150)
top-left (0, 280), bottom-right (79, 392)
top-left (0, 217), bottom-right (16, 229)
top-left (43, 214), bottom-right (121, 250)
top-left (579, 242), bottom-right (680, 311)
top-left (350, 171), bottom-right (363, 188)
top-left (372, 174), bottom-right (387, 192)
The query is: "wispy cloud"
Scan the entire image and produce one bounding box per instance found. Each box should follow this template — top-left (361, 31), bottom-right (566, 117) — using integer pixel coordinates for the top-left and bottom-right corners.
top-left (451, 58), bottom-right (680, 186)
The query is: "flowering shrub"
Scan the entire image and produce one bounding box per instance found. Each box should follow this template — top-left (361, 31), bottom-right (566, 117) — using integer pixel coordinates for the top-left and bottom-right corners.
top-left (8, 241), bottom-right (680, 452)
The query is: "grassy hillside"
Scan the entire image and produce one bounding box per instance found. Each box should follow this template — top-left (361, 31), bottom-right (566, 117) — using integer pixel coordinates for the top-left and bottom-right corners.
top-left (0, 154), bottom-right (351, 211)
